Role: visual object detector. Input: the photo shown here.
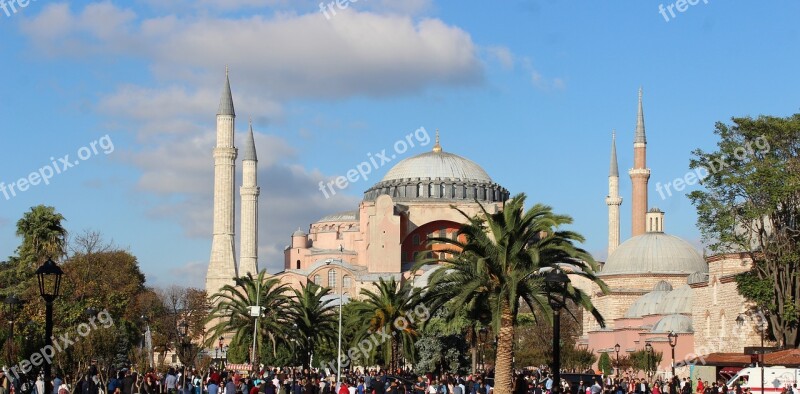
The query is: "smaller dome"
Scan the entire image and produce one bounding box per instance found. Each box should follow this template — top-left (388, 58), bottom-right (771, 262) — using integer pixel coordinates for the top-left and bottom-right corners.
top-left (655, 285), bottom-right (693, 315)
top-left (653, 280), bottom-right (673, 292)
top-left (652, 314), bottom-right (693, 333)
top-left (688, 271), bottom-right (709, 285)
top-left (292, 229), bottom-right (307, 237)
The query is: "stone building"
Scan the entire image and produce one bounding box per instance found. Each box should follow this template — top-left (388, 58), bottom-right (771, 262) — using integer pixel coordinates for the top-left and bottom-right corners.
top-left (577, 89), bottom-right (771, 378)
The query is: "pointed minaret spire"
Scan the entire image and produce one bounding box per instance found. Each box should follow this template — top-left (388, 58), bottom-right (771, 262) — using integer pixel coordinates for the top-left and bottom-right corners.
top-left (218, 66), bottom-right (235, 116)
top-left (432, 129), bottom-right (442, 152)
top-left (606, 130), bottom-right (623, 256)
top-left (609, 130), bottom-right (619, 177)
top-left (629, 87), bottom-right (651, 237)
top-left (243, 118), bottom-right (258, 162)
top-left (634, 87), bottom-right (646, 144)
top-left (240, 117), bottom-right (260, 277)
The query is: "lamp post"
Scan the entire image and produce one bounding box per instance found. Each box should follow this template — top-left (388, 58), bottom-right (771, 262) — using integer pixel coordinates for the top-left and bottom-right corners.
top-left (737, 313), bottom-right (767, 394)
top-left (325, 260), bottom-right (344, 391)
top-left (667, 331), bottom-right (678, 378)
top-left (478, 327), bottom-right (489, 373)
top-left (545, 269), bottom-right (569, 394)
top-left (3, 294), bottom-right (21, 365)
top-left (614, 344), bottom-right (620, 377)
top-left (35, 258), bottom-right (64, 394)
top-left (235, 276), bottom-right (262, 370)
top-left (178, 321), bottom-right (190, 394)
top-left (645, 343), bottom-right (653, 380)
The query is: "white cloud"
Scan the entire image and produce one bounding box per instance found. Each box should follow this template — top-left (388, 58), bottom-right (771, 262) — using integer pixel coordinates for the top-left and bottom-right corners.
top-left (485, 46), bottom-right (515, 70)
top-left (21, 3), bottom-right (483, 99)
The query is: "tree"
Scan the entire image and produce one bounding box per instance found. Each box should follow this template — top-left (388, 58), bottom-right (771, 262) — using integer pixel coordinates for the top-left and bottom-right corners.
top-left (688, 114), bottom-right (800, 347)
top-left (598, 353), bottom-right (613, 376)
top-left (420, 193), bottom-right (608, 394)
top-left (286, 281), bottom-right (337, 370)
top-left (628, 349), bottom-right (662, 377)
top-left (350, 277), bottom-right (424, 372)
top-left (207, 271), bottom-right (290, 365)
top-left (15, 205), bottom-right (67, 265)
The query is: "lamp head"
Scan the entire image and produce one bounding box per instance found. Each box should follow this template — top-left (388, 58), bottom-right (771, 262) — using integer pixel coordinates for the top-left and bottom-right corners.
top-left (35, 258), bottom-right (64, 301)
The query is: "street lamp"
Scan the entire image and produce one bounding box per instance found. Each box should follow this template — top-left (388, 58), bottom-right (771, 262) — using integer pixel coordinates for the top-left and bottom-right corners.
top-left (35, 258), bottom-right (64, 394)
top-left (614, 343), bottom-right (621, 376)
top-left (545, 269), bottom-right (569, 394)
top-left (737, 313), bottom-right (767, 394)
top-left (178, 321), bottom-right (189, 393)
top-left (235, 276), bottom-right (263, 370)
top-left (3, 294), bottom-right (21, 365)
top-left (478, 327), bottom-right (489, 373)
top-left (325, 260), bottom-right (345, 391)
top-left (667, 331), bottom-right (678, 378)
top-left (645, 343), bottom-right (653, 379)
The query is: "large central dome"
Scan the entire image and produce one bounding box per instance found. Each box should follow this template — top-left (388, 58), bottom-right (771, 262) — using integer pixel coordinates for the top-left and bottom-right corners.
top-left (381, 151), bottom-right (493, 183)
top-left (363, 135), bottom-right (508, 203)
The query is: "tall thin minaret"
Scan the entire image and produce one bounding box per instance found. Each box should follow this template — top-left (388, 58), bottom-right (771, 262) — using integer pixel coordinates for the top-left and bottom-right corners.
top-left (206, 67), bottom-right (238, 297)
top-left (239, 119), bottom-right (259, 277)
top-left (629, 87), bottom-right (651, 237)
top-left (606, 131), bottom-right (622, 256)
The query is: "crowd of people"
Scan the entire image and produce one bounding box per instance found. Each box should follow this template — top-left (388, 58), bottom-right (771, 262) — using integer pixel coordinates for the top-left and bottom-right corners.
top-left (5, 365), bottom-right (800, 394)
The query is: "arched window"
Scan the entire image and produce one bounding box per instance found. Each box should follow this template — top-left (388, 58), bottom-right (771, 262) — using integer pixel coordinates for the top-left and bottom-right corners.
top-left (328, 269), bottom-right (337, 289)
top-left (296, 260), bottom-right (301, 269)
top-left (712, 277), bottom-right (718, 305)
top-left (313, 275), bottom-right (321, 285)
top-left (343, 275), bottom-right (352, 288)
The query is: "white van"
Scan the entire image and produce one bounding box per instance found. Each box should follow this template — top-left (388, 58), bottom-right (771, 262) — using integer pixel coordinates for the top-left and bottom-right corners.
top-left (725, 366), bottom-right (800, 394)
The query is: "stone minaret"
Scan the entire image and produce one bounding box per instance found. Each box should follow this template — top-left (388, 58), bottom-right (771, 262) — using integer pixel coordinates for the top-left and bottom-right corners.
top-left (239, 119), bottom-right (259, 277)
top-left (628, 87), bottom-right (651, 237)
top-left (606, 131), bottom-right (622, 256)
top-left (206, 68), bottom-right (238, 297)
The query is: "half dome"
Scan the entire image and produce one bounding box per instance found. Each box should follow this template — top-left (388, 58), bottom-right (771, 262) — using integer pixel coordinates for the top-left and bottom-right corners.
top-left (624, 289), bottom-right (670, 318)
top-left (600, 232), bottom-right (707, 276)
top-left (652, 314), bottom-right (693, 333)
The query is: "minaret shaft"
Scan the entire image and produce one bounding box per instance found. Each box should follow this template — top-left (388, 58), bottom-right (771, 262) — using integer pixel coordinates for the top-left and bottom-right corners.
top-left (239, 123), bottom-right (259, 277)
top-left (629, 88), bottom-right (650, 237)
top-left (606, 132), bottom-right (622, 256)
top-left (206, 71), bottom-right (238, 297)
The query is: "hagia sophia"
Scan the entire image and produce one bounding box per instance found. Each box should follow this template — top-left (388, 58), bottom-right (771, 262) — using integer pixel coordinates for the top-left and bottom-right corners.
top-left (204, 72), bottom-right (770, 377)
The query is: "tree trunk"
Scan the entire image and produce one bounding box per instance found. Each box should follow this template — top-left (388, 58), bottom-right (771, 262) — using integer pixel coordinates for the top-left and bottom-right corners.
top-left (471, 346), bottom-right (478, 374)
top-left (494, 300), bottom-right (515, 394)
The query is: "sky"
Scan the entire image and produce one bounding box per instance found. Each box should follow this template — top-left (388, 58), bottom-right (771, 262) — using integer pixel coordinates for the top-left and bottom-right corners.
top-left (1, 0), bottom-right (799, 289)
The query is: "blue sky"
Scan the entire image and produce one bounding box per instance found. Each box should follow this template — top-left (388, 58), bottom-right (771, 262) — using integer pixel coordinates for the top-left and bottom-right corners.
top-left (1, 0), bottom-right (798, 288)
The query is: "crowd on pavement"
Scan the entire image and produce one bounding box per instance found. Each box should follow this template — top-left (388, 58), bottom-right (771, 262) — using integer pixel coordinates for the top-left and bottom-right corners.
top-left (5, 365), bottom-right (800, 394)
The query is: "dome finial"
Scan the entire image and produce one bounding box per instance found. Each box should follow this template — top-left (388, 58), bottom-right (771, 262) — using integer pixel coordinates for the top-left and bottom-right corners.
top-left (432, 129), bottom-right (442, 152)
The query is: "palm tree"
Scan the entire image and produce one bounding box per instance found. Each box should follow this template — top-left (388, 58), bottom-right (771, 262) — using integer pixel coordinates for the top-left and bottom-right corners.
top-left (419, 193), bottom-right (608, 394)
top-left (15, 205), bottom-right (67, 265)
top-left (350, 277), bottom-right (423, 371)
top-left (287, 281), bottom-right (338, 370)
top-left (207, 271), bottom-right (290, 364)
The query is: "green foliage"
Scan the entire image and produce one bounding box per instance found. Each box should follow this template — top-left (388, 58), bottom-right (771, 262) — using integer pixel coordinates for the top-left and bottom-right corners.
top-left (207, 271), bottom-right (291, 364)
top-left (598, 352), bottom-right (613, 376)
top-left (15, 205), bottom-right (68, 265)
top-left (418, 193), bottom-right (609, 392)
top-left (688, 113), bottom-right (800, 347)
top-left (350, 277), bottom-right (425, 371)
top-left (414, 334), bottom-right (469, 375)
top-left (286, 281), bottom-right (338, 370)
top-left (628, 350), bottom-right (662, 375)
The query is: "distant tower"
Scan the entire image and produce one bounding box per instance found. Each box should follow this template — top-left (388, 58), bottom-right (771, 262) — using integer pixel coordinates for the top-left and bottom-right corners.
top-left (239, 119), bottom-right (260, 277)
top-left (629, 87), bottom-right (651, 237)
top-left (206, 67), bottom-right (239, 297)
top-left (606, 131), bottom-right (623, 256)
